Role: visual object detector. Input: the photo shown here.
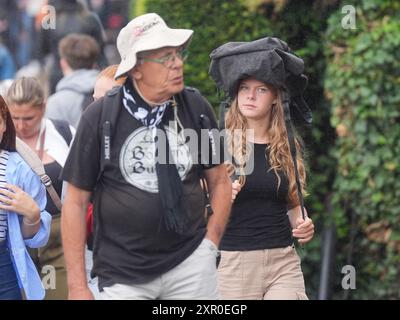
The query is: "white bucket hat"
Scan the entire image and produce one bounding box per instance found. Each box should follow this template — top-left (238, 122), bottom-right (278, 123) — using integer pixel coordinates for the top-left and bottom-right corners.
top-left (115, 13), bottom-right (193, 79)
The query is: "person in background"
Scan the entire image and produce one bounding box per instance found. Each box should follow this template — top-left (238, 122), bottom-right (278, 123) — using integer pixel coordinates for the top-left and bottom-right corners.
top-left (0, 42), bottom-right (16, 81)
top-left (36, 0), bottom-right (107, 94)
top-left (0, 94), bottom-right (51, 300)
top-left (209, 37), bottom-right (315, 300)
top-left (46, 33), bottom-right (100, 128)
top-left (6, 77), bottom-right (75, 299)
top-left (9, 0), bottom-right (36, 69)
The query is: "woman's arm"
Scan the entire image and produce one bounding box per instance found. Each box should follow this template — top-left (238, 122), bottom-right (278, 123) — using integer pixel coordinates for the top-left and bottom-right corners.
top-left (287, 205), bottom-right (314, 244)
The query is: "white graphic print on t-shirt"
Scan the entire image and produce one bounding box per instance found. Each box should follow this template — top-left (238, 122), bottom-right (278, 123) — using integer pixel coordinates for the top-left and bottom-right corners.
top-left (119, 126), bottom-right (192, 193)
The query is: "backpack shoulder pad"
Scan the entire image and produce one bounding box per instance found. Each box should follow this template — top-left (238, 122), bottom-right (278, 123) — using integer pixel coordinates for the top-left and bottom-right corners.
top-left (107, 85), bottom-right (121, 97)
top-left (185, 86), bottom-right (199, 93)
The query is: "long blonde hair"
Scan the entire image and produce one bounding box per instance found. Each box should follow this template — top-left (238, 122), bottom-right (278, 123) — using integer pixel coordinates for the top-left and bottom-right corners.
top-left (225, 85), bottom-right (307, 207)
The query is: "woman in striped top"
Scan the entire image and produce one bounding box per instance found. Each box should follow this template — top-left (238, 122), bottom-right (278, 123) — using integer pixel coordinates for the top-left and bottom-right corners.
top-left (6, 77), bottom-right (74, 299)
top-left (0, 95), bottom-right (51, 300)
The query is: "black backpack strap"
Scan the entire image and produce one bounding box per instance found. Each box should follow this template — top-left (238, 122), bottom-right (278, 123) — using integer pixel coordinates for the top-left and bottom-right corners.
top-left (91, 86), bottom-right (122, 264)
top-left (218, 98), bottom-right (231, 130)
top-left (178, 87), bottom-right (219, 167)
top-left (176, 87), bottom-right (216, 218)
top-left (50, 118), bottom-right (73, 146)
top-left (96, 85), bottom-right (123, 183)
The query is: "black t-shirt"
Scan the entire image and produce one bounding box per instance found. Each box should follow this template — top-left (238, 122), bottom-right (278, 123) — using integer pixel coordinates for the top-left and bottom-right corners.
top-left (220, 143), bottom-right (293, 251)
top-left (61, 87), bottom-right (220, 290)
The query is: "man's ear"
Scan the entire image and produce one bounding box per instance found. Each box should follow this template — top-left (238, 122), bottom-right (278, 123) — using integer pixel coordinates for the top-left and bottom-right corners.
top-left (132, 67), bottom-right (142, 80)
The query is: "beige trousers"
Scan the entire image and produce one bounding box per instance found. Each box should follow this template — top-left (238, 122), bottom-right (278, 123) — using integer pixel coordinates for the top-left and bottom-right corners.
top-left (100, 238), bottom-right (219, 300)
top-left (218, 245), bottom-right (308, 300)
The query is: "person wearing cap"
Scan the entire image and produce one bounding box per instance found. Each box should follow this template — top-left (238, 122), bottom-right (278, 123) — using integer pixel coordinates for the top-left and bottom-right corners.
top-left (60, 13), bottom-right (231, 300)
top-left (209, 37), bottom-right (315, 299)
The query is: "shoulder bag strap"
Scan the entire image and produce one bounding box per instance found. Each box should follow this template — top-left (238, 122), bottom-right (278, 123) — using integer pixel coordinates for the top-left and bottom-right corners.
top-left (16, 137), bottom-right (62, 211)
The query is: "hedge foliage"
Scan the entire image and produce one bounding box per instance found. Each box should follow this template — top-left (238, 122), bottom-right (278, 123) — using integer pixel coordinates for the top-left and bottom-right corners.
top-left (325, 0), bottom-right (400, 299)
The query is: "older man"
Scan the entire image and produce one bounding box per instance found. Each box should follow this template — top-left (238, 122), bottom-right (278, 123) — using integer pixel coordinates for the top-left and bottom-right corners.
top-left (61, 13), bottom-right (232, 300)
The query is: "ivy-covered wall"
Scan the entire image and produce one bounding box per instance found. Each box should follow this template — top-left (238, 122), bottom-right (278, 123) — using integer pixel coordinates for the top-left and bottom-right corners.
top-left (325, 0), bottom-right (400, 299)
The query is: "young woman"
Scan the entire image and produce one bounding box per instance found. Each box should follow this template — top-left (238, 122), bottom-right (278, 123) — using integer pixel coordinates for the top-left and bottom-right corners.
top-left (6, 77), bottom-right (75, 299)
top-left (0, 95), bottom-right (51, 300)
top-left (210, 37), bottom-right (315, 300)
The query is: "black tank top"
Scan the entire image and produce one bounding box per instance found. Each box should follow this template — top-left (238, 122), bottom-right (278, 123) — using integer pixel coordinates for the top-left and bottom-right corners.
top-left (220, 143), bottom-right (293, 251)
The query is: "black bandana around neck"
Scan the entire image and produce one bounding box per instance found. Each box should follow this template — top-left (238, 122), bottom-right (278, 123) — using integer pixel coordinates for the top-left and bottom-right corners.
top-left (122, 78), bottom-right (168, 128)
top-left (122, 78), bottom-right (187, 234)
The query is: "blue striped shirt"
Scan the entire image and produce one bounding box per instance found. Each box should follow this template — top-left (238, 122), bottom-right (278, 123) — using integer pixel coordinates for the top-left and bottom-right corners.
top-left (0, 150), bottom-right (9, 243)
top-left (3, 151), bottom-right (51, 299)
